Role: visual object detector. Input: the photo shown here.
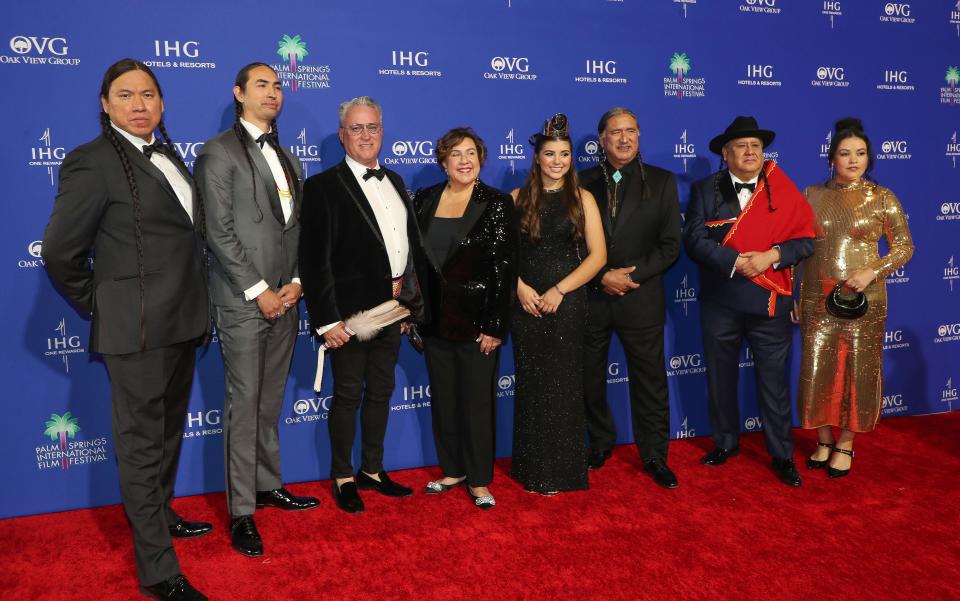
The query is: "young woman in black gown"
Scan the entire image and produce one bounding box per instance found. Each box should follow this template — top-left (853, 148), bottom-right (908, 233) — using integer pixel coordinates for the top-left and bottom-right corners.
top-left (510, 114), bottom-right (606, 494)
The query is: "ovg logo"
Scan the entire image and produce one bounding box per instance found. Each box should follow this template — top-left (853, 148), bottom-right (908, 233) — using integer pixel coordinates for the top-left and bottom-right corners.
top-left (877, 140), bottom-right (911, 160)
top-left (45, 318), bottom-right (85, 373)
top-left (667, 353), bottom-right (705, 376)
top-left (172, 141), bottom-right (204, 168)
top-left (36, 412), bottom-right (108, 471)
top-left (3, 35), bottom-right (78, 66)
top-left (822, 1), bottom-right (842, 28)
top-left (285, 396), bottom-right (331, 424)
top-left (384, 140), bottom-right (435, 166)
top-left (498, 129), bottom-right (526, 175)
top-left (740, 0), bottom-right (782, 15)
top-left (673, 130), bottom-right (696, 172)
top-left (497, 374), bottom-right (516, 398)
top-left (579, 139), bottom-right (601, 165)
top-left (664, 52), bottom-right (705, 99)
top-left (942, 66), bottom-right (960, 105)
top-left (885, 266), bottom-right (909, 284)
top-left (289, 128), bottom-right (321, 176)
top-left (29, 128), bottom-right (66, 186)
top-left (944, 256), bottom-right (959, 291)
top-left (939, 201), bottom-right (960, 222)
top-left (935, 322), bottom-right (960, 344)
top-left (485, 56), bottom-right (536, 81)
top-left (881, 393), bottom-right (907, 416)
top-left (19, 240), bottom-right (44, 269)
top-left (880, 3), bottom-right (915, 23)
top-left (673, 273), bottom-right (697, 316)
top-left (272, 34), bottom-right (331, 92)
top-left (812, 66), bottom-right (849, 88)
top-left (744, 416), bottom-right (763, 431)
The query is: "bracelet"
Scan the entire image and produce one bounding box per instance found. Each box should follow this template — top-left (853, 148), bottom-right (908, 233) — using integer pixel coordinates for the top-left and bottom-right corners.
top-left (554, 285), bottom-right (566, 296)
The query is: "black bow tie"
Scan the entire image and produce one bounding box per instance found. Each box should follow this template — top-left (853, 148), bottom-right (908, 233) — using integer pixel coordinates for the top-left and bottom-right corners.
top-left (142, 140), bottom-right (167, 159)
top-left (256, 132), bottom-right (279, 150)
top-left (734, 181), bottom-right (756, 194)
top-left (363, 167), bottom-right (386, 181)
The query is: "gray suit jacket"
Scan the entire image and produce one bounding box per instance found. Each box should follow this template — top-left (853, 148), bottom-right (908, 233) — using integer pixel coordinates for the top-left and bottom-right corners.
top-left (196, 128), bottom-right (303, 307)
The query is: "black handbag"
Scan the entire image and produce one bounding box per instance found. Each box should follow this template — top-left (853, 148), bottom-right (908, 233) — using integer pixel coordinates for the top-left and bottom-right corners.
top-left (825, 283), bottom-right (868, 319)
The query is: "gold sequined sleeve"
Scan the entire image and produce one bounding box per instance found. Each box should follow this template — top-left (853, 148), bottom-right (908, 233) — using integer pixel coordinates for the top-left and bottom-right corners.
top-left (867, 188), bottom-right (914, 279)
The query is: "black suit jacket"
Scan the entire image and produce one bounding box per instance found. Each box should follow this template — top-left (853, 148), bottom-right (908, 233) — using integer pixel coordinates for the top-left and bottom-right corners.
top-left (42, 134), bottom-right (209, 355)
top-left (298, 160), bottom-right (425, 332)
top-left (413, 180), bottom-right (517, 342)
top-left (683, 170), bottom-right (814, 317)
top-left (579, 161), bottom-right (681, 326)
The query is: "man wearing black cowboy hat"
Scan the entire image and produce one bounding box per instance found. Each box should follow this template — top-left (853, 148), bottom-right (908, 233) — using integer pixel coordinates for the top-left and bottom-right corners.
top-left (683, 116), bottom-right (814, 487)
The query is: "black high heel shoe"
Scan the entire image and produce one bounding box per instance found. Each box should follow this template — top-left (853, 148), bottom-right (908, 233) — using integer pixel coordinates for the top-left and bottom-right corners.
top-left (827, 447), bottom-right (855, 478)
top-left (806, 441), bottom-right (835, 469)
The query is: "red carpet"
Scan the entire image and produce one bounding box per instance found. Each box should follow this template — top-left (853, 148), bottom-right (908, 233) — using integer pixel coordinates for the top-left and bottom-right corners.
top-left (2, 412), bottom-right (958, 601)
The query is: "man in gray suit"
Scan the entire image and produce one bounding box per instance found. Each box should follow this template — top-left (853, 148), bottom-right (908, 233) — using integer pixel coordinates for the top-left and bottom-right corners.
top-left (196, 62), bottom-right (318, 559)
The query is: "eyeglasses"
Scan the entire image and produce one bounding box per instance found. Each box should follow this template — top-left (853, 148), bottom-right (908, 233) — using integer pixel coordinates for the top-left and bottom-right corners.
top-left (344, 123), bottom-right (382, 136)
top-left (605, 128), bottom-right (638, 138)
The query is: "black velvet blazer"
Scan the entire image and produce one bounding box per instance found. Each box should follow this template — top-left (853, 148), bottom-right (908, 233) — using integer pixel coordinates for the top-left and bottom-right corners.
top-left (414, 179), bottom-right (517, 342)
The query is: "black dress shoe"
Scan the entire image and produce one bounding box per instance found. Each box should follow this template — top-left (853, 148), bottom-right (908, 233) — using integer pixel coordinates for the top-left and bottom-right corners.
top-left (827, 447), bottom-right (855, 479)
top-left (643, 460), bottom-right (679, 489)
top-left (167, 519), bottom-right (213, 539)
top-left (356, 470), bottom-right (413, 497)
top-left (142, 574), bottom-right (207, 601)
top-left (587, 448), bottom-right (612, 470)
top-left (701, 446), bottom-right (740, 466)
top-left (230, 515), bottom-right (263, 557)
top-left (256, 487), bottom-right (320, 511)
top-left (771, 458), bottom-right (802, 487)
top-left (333, 481), bottom-right (365, 513)
top-left (806, 442), bottom-right (835, 469)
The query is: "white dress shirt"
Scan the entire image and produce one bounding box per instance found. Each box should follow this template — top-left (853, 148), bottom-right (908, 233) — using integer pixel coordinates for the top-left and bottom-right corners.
top-left (728, 172), bottom-right (779, 277)
top-left (111, 123), bottom-right (193, 222)
top-left (317, 155), bottom-right (409, 335)
top-left (237, 119), bottom-right (300, 301)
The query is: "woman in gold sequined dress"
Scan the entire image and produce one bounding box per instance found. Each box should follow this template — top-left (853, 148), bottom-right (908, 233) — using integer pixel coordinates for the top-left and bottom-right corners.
top-left (796, 118), bottom-right (914, 478)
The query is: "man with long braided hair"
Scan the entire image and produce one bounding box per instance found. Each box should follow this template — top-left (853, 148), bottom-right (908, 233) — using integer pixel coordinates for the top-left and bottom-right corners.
top-left (195, 62), bottom-right (318, 559)
top-left (42, 59), bottom-right (210, 600)
top-left (683, 116), bottom-right (814, 488)
top-left (578, 107), bottom-right (682, 489)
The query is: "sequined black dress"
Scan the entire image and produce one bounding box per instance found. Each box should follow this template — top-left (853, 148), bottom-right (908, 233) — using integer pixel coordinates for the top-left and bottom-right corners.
top-left (511, 195), bottom-right (588, 492)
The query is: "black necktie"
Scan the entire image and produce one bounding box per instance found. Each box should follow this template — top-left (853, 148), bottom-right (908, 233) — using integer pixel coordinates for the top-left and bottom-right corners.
top-left (734, 181), bottom-right (756, 194)
top-left (142, 140), bottom-right (167, 159)
top-left (256, 132), bottom-right (280, 150)
top-left (363, 167), bottom-right (386, 181)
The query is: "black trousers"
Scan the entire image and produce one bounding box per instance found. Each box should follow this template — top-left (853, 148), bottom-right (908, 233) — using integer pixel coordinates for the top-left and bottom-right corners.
top-left (328, 323), bottom-right (401, 479)
top-left (700, 300), bottom-right (794, 460)
top-left (102, 340), bottom-right (197, 587)
top-left (423, 335), bottom-right (497, 487)
top-left (584, 297), bottom-right (670, 462)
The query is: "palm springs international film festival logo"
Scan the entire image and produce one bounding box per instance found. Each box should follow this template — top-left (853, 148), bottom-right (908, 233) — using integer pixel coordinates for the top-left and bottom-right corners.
top-left (36, 412), bottom-right (108, 471)
top-left (29, 128), bottom-right (65, 186)
top-left (880, 2), bottom-right (915, 24)
top-left (2, 35), bottom-right (79, 66)
top-left (942, 66), bottom-right (960, 105)
top-left (739, 0), bottom-right (782, 15)
top-left (664, 53), bottom-right (706, 99)
top-left (45, 318), bottom-right (85, 373)
top-left (673, 130), bottom-right (697, 172)
top-left (272, 35), bottom-right (331, 92)
top-left (498, 129), bottom-right (527, 175)
top-left (822, 1), bottom-right (842, 29)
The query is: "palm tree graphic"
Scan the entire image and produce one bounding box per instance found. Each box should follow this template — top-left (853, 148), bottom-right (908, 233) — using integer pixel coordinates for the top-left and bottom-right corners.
top-left (946, 67), bottom-right (960, 104)
top-left (277, 35), bottom-right (309, 92)
top-left (670, 53), bottom-right (691, 99)
top-left (44, 412), bottom-right (80, 470)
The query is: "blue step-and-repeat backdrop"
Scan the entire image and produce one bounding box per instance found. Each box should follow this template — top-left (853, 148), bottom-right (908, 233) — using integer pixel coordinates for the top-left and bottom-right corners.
top-left (2, 0), bottom-right (958, 519)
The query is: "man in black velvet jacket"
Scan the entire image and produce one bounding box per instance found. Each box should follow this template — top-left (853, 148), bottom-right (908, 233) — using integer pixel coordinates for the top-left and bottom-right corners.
top-left (298, 96), bottom-right (425, 513)
top-left (579, 107), bottom-right (682, 489)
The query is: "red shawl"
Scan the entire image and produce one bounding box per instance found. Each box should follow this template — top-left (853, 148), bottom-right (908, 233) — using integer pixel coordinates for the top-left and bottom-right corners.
top-left (721, 161), bottom-right (814, 316)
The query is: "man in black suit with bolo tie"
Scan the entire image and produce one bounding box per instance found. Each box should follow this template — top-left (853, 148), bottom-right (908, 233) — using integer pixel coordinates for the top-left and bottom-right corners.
top-left (579, 107), bottom-right (682, 489)
top-left (42, 59), bottom-right (210, 601)
top-left (299, 96), bottom-right (425, 513)
top-left (195, 62), bottom-right (319, 559)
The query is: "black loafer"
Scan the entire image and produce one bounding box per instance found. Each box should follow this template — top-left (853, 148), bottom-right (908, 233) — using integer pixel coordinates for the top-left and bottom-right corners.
top-left (701, 446), bottom-right (740, 466)
top-left (256, 487), bottom-right (320, 511)
top-left (771, 458), bottom-right (802, 487)
top-left (333, 481), bottom-right (365, 513)
top-left (643, 459), bottom-right (679, 489)
top-left (587, 448), bottom-right (612, 470)
top-left (167, 519), bottom-right (213, 539)
top-left (356, 470), bottom-right (413, 498)
top-left (230, 515), bottom-right (264, 557)
top-left (142, 574), bottom-right (207, 601)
